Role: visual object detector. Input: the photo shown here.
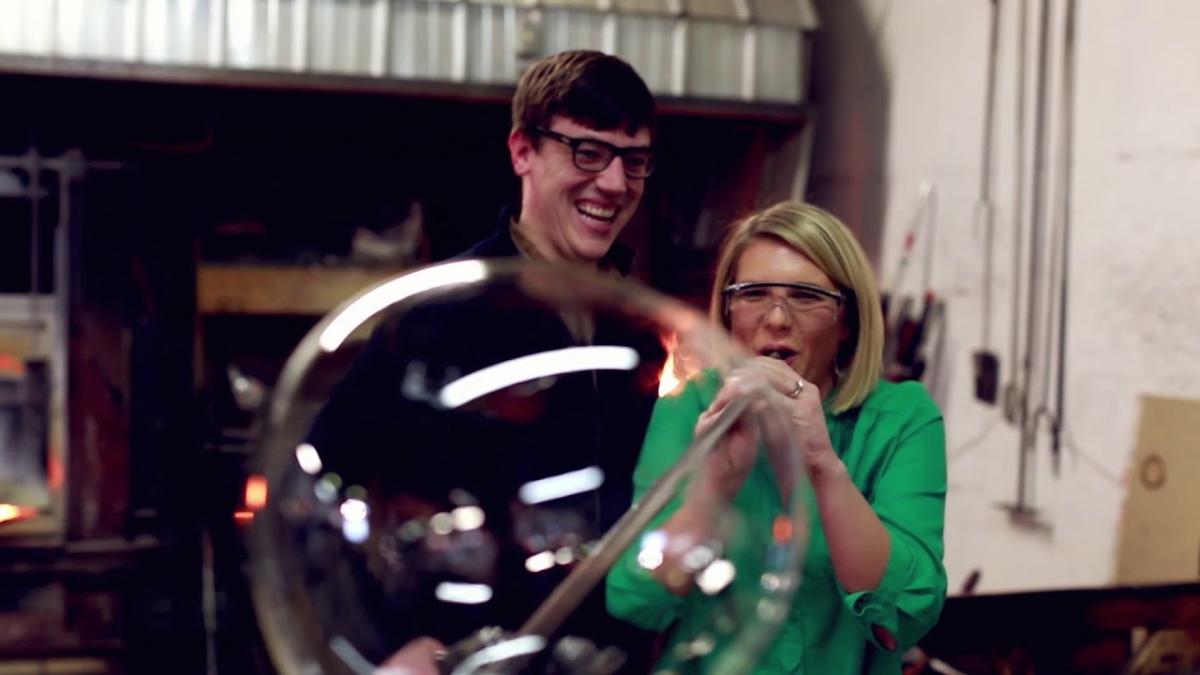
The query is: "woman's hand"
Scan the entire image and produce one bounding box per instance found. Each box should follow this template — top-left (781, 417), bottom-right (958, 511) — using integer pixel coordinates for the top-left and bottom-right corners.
top-left (690, 397), bottom-right (760, 504)
top-left (721, 359), bottom-right (890, 601)
top-left (655, 357), bottom-right (848, 596)
top-left (710, 357), bottom-right (843, 481)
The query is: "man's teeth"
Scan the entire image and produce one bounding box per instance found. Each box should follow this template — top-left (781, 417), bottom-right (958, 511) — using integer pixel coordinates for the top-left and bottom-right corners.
top-left (578, 204), bottom-right (615, 219)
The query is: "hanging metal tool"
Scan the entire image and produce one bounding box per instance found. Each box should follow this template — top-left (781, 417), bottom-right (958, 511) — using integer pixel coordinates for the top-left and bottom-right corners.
top-left (1020, 0), bottom-right (1077, 488)
top-left (1035, 0), bottom-right (1076, 475)
top-left (1050, 0), bottom-right (1076, 475)
top-left (883, 183), bottom-right (939, 383)
top-left (1003, 0), bottom-right (1029, 425)
top-left (1008, 0), bottom-right (1053, 526)
top-left (881, 183), bottom-right (933, 331)
top-left (906, 186), bottom-right (941, 383)
top-left (973, 0), bottom-right (1003, 404)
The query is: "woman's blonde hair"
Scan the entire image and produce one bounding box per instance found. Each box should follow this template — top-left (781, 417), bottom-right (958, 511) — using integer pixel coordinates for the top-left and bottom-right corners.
top-left (709, 201), bottom-right (884, 413)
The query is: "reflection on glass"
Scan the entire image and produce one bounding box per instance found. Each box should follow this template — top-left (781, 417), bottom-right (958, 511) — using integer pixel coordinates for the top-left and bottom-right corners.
top-left (249, 260), bottom-right (808, 675)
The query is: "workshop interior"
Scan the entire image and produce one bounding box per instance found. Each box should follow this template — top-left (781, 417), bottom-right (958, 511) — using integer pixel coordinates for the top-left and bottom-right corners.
top-left (1, 1), bottom-right (1199, 674)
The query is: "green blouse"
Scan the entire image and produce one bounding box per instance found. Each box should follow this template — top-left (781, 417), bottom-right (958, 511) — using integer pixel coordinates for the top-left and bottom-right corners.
top-left (605, 376), bottom-right (947, 674)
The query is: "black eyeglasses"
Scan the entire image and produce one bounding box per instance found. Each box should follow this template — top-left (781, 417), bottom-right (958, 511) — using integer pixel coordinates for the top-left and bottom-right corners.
top-left (533, 127), bottom-right (656, 179)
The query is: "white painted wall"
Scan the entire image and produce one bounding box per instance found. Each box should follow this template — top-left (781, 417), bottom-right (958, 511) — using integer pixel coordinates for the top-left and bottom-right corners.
top-left (808, 0), bottom-right (1200, 594)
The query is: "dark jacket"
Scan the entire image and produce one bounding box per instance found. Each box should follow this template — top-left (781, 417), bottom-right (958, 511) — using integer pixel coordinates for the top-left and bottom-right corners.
top-left (458, 205), bottom-right (636, 274)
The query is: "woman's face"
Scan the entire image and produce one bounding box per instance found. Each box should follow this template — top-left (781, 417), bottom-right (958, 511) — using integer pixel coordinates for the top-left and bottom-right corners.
top-left (727, 237), bottom-right (847, 388)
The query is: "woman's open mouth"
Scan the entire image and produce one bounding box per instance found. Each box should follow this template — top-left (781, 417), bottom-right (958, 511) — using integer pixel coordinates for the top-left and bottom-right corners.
top-left (760, 347), bottom-right (798, 361)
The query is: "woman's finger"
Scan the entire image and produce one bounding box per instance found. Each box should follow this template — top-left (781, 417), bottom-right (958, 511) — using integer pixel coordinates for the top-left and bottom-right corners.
top-left (743, 356), bottom-right (800, 394)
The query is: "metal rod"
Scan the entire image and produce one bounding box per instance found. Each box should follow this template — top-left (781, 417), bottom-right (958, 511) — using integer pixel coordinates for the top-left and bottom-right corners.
top-left (1005, 0), bottom-right (1028, 420)
top-left (518, 395), bottom-right (753, 638)
top-left (979, 0), bottom-right (1000, 351)
top-left (1051, 0), bottom-right (1076, 473)
top-left (29, 149), bottom-right (42, 353)
top-left (55, 151), bottom-right (86, 540)
top-left (1016, 0), bottom-right (1051, 514)
top-left (0, 155), bottom-right (124, 171)
top-left (980, 0), bottom-right (1001, 202)
top-left (921, 186), bottom-right (936, 295)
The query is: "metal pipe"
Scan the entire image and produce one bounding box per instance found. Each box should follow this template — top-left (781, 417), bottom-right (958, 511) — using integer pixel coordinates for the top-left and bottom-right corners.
top-left (1051, 0), bottom-right (1076, 473)
top-left (979, 0), bottom-right (1000, 353)
top-left (1004, 0), bottom-right (1028, 423)
top-left (0, 156), bottom-right (124, 171)
top-left (56, 151), bottom-right (84, 539)
top-left (1016, 0), bottom-right (1051, 514)
top-left (29, 149), bottom-right (42, 353)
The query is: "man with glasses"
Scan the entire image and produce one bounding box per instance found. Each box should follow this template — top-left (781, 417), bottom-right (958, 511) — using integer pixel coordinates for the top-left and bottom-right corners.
top-left (336, 52), bottom-right (662, 674)
top-left (459, 49), bottom-right (656, 274)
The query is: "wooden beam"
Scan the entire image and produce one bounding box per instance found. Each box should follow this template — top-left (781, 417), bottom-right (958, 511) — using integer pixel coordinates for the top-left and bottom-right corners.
top-left (196, 264), bottom-right (407, 316)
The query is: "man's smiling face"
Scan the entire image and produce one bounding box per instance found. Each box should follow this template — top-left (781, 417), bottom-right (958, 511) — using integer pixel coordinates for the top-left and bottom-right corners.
top-left (509, 115), bottom-right (652, 264)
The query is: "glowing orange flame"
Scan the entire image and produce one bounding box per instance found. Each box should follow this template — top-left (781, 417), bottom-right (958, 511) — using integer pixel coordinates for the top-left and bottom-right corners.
top-left (234, 510), bottom-right (255, 523)
top-left (244, 474), bottom-right (268, 511)
top-left (0, 503), bottom-right (35, 525)
top-left (657, 351), bottom-right (680, 397)
top-left (0, 504), bottom-right (20, 523)
top-left (657, 333), bottom-right (683, 397)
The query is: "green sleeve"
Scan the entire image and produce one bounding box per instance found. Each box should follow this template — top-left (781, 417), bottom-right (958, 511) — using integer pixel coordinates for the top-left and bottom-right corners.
top-left (840, 381), bottom-right (948, 651)
top-left (604, 379), bottom-right (708, 631)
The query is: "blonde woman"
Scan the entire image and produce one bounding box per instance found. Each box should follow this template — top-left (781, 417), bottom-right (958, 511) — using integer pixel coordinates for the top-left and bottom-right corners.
top-left (607, 201), bottom-right (947, 674)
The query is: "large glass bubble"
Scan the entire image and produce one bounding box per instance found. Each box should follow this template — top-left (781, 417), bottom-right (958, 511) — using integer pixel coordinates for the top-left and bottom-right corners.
top-left (250, 260), bottom-right (809, 675)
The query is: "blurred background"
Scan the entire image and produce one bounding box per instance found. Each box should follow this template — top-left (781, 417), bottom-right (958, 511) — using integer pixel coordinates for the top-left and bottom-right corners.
top-left (0, 0), bottom-right (1197, 673)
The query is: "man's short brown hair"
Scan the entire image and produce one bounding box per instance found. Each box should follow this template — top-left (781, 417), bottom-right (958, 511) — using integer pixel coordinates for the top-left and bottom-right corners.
top-left (512, 50), bottom-right (657, 139)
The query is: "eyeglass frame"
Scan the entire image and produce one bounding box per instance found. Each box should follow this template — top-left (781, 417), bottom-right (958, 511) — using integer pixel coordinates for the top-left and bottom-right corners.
top-left (531, 127), bottom-right (656, 179)
top-left (721, 281), bottom-right (846, 325)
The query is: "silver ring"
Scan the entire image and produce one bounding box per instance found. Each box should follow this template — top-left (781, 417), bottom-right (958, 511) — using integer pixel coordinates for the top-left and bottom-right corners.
top-left (787, 379), bottom-right (804, 399)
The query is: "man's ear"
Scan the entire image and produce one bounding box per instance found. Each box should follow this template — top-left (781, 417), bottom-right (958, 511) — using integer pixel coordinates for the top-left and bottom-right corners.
top-left (509, 128), bottom-right (534, 176)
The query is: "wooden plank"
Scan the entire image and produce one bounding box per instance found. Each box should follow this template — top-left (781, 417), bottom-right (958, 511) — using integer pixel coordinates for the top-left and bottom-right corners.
top-left (196, 264), bottom-right (407, 316)
top-left (1116, 396), bottom-right (1200, 585)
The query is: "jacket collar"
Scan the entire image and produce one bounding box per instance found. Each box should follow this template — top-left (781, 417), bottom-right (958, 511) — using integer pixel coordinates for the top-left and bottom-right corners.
top-left (461, 204), bottom-right (634, 276)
